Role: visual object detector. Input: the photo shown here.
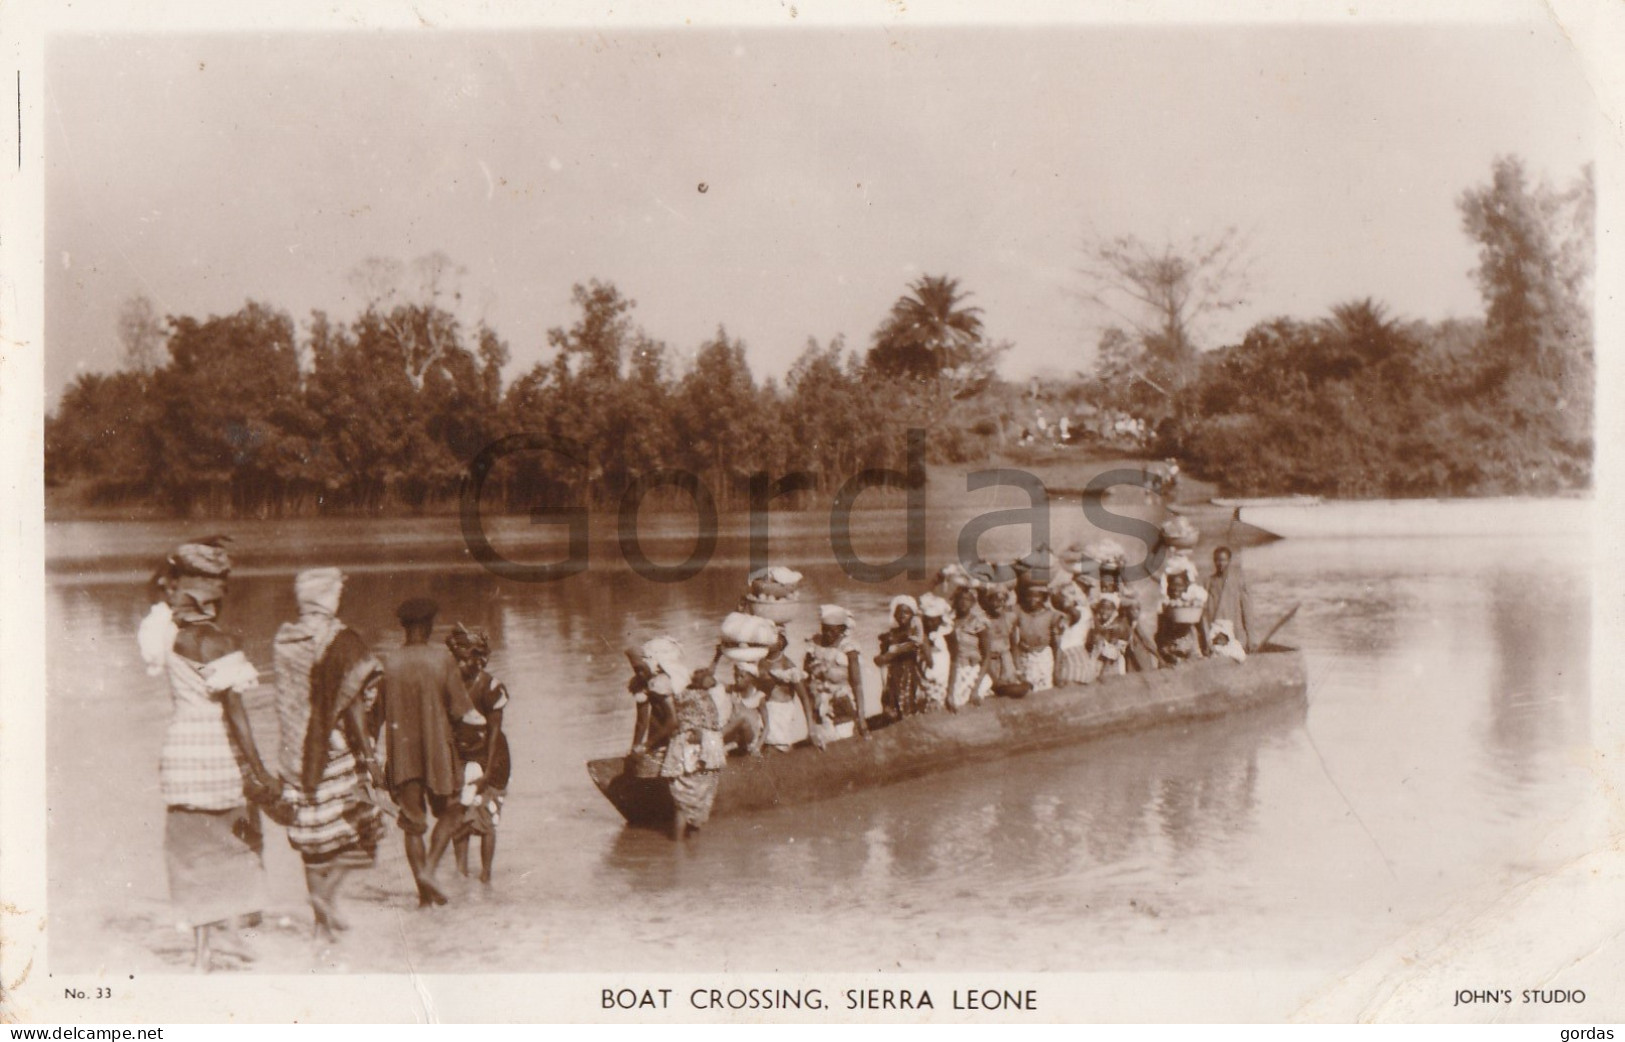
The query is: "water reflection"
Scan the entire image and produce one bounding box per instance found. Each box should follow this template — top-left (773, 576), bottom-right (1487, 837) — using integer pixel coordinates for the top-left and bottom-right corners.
top-left (45, 517), bottom-right (1595, 971)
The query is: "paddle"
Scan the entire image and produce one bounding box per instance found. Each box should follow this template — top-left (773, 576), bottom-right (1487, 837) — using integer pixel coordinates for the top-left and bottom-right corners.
top-left (1255, 602), bottom-right (1301, 651)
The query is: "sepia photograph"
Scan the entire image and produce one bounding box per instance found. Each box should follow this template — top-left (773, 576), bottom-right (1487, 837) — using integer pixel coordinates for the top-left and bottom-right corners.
top-left (3, 0), bottom-right (1621, 1025)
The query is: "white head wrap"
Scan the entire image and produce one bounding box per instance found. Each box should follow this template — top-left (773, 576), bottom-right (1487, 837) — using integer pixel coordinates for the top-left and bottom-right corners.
top-left (888, 595), bottom-right (918, 619)
top-left (819, 604), bottom-right (852, 628)
top-left (295, 567), bottom-right (345, 618)
top-left (917, 592), bottom-right (952, 619)
top-left (641, 636), bottom-right (692, 693)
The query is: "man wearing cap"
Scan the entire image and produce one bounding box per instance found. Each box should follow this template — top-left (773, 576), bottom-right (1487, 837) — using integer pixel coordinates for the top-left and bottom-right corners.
top-left (379, 597), bottom-right (481, 905)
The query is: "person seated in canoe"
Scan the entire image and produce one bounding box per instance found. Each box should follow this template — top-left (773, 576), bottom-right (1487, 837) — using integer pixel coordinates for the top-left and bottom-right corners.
top-left (914, 593), bottom-right (954, 711)
top-left (1155, 560), bottom-right (1210, 664)
top-left (804, 604), bottom-right (870, 745)
top-left (444, 624), bottom-right (511, 885)
top-left (946, 586), bottom-right (992, 711)
top-left (1012, 576), bottom-right (1066, 692)
top-left (874, 595), bottom-right (923, 720)
top-left (1053, 584), bottom-right (1092, 686)
top-left (1208, 619), bottom-right (1247, 664)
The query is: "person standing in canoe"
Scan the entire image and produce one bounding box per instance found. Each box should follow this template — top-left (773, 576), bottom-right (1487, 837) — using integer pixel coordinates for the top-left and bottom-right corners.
top-left (271, 568), bottom-right (387, 943)
top-left (756, 628), bottom-right (815, 753)
top-left (378, 597), bottom-right (482, 907)
top-left (1053, 584), bottom-right (1093, 686)
top-left (1011, 576), bottom-right (1066, 692)
top-left (1155, 562), bottom-right (1210, 664)
top-left (1203, 546), bottom-right (1255, 652)
top-left (445, 624), bottom-right (511, 885)
top-left (914, 593), bottom-right (954, 711)
top-left (874, 595), bottom-right (922, 720)
top-left (977, 586), bottom-right (1022, 696)
top-left (946, 586), bottom-right (992, 710)
top-left (140, 537), bottom-right (277, 972)
top-left (804, 604), bottom-right (870, 745)
top-left (639, 638), bottom-right (727, 840)
top-left (1085, 593), bottom-right (1132, 679)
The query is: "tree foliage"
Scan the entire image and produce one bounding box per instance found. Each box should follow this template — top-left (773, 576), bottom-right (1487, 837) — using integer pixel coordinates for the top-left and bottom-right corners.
top-left (1162, 159), bottom-right (1593, 498)
top-left (1079, 228), bottom-right (1252, 414)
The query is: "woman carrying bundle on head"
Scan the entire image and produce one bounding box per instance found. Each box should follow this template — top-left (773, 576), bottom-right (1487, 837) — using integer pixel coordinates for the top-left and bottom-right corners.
top-left (140, 537), bottom-right (278, 972)
top-left (271, 567), bottom-right (387, 943)
top-left (639, 637), bottom-right (726, 840)
top-left (1156, 558), bottom-right (1210, 664)
top-left (1012, 575), bottom-right (1066, 693)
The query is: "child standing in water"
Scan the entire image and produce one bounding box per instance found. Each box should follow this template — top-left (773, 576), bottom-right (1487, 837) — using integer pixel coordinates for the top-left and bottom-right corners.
top-left (445, 624), bottom-right (511, 885)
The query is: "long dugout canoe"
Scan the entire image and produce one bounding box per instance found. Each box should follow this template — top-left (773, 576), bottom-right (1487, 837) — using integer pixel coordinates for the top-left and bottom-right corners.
top-left (587, 647), bottom-right (1308, 829)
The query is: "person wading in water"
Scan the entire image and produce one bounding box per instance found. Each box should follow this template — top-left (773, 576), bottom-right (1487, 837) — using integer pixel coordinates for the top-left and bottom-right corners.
top-left (378, 597), bottom-right (483, 906)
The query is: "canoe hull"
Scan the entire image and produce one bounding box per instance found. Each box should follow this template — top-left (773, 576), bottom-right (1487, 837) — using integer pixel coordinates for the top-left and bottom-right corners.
top-left (588, 648), bottom-right (1308, 829)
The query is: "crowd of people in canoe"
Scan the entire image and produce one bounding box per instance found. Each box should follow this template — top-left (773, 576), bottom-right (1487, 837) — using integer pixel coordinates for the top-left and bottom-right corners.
top-left (137, 537), bottom-right (513, 971)
top-left (135, 518), bottom-right (1255, 966)
top-left (621, 517), bottom-right (1256, 840)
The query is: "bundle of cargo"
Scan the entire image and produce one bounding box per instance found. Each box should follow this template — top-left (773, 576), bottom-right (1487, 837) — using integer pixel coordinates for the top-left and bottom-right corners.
top-left (1160, 555), bottom-right (1208, 623)
top-left (719, 610), bottom-right (781, 662)
top-left (744, 566), bottom-right (804, 623)
top-left (1160, 513), bottom-right (1200, 550)
top-left (1081, 539), bottom-right (1128, 568)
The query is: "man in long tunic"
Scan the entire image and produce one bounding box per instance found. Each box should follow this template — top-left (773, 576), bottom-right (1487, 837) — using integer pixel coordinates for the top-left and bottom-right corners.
top-left (379, 597), bottom-right (479, 906)
top-left (1202, 546), bottom-right (1255, 652)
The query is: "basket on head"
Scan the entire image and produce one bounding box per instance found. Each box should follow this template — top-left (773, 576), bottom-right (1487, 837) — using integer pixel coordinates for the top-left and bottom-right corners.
top-left (746, 597), bottom-right (800, 624)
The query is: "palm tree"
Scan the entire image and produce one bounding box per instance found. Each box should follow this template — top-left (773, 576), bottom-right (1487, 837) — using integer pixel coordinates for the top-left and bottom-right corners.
top-left (868, 275), bottom-right (986, 380)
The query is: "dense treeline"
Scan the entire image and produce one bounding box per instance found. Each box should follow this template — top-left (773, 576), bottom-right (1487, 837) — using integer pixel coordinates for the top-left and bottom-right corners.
top-left (1157, 158), bottom-right (1594, 497)
top-left (47, 157), bottom-right (1594, 516)
top-left (46, 277), bottom-right (997, 517)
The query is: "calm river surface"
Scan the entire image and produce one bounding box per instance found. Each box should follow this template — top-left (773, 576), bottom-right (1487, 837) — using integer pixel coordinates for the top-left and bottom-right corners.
top-left (44, 501), bottom-right (1596, 976)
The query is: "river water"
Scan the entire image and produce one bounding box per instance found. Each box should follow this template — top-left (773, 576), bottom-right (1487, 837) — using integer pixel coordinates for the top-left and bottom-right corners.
top-left (44, 501), bottom-right (1597, 978)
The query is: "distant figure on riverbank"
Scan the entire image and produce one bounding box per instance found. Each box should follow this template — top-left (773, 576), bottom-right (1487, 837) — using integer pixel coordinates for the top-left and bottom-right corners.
top-left (1203, 546), bottom-right (1255, 652)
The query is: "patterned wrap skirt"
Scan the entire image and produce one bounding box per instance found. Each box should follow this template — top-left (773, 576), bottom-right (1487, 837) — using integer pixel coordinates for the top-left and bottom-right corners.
top-left (165, 805), bottom-right (268, 928)
top-left (1055, 645), bottom-right (1093, 686)
top-left (949, 663), bottom-right (991, 708)
top-left (1015, 646), bottom-right (1055, 692)
top-left (668, 771), bottom-right (721, 828)
top-left (286, 737), bottom-right (383, 868)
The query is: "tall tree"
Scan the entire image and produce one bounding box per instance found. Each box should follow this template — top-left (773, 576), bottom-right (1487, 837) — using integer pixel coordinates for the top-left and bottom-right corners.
top-left (867, 274), bottom-right (987, 381)
top-left (1458, 157), bottom-right (1594, 413)
top-left (117, 295), bottom-right (168, 375)
top-left (1079, 228), bottom-right (1252, 404)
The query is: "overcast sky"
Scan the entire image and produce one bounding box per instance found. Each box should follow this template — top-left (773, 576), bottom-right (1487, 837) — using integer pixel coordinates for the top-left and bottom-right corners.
top-left (44, 17), bottom-right (1595, 401)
